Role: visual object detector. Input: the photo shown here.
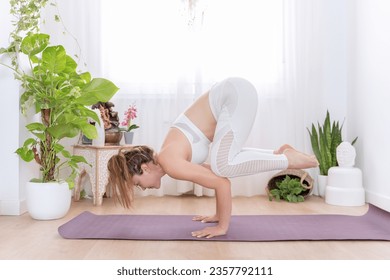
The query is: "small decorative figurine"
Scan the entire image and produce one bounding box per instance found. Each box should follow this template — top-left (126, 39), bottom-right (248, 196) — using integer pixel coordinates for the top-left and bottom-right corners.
top-left (336, 141), bottom-right (356, 167)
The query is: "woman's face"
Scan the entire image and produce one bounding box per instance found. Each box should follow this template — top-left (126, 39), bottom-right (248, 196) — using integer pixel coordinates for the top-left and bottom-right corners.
top-left (132, 161), bottom-right (164, 190)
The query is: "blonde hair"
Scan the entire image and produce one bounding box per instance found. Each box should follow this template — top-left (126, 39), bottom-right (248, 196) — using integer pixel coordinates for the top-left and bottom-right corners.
top-left (106, 145), bottom-right (155, 208)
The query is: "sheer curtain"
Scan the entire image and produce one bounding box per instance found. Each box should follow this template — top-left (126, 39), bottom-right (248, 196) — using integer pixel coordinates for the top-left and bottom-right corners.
top-left (99, 0), bottom-right (286, 197)
top-left (42, 0), bottom-right (340, 197)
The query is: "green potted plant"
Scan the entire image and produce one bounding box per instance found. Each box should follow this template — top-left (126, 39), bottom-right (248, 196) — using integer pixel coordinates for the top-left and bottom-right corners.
top-left (266, 169), bottom-right (313, 203)
top-left (268, 176), bottom-right (308, 203)
top-left (0, 1), bottom-right (119, 219)
top-left (6, 33), bottom-right (118, 219)
top-left (307, 110), bottom-right (357, 196)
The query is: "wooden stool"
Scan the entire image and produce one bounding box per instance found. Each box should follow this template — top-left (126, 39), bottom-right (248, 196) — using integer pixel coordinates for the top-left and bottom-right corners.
top-left (73, 145), bottom-right (132, 205)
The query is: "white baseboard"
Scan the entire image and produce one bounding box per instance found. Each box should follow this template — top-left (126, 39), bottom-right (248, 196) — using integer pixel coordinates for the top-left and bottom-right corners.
top-left (0, 199), bottom-right (27, 216)
top-left (366, 190), bottom-right (390, 212)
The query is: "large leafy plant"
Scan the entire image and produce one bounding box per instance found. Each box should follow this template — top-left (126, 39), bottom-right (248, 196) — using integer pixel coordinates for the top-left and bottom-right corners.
top-left (307, 111), bottom-right (357, 176)
top-left (8, 33), bottom-right (118, 187)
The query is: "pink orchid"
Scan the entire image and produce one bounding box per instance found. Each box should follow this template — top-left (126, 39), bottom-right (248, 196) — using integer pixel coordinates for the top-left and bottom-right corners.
top-left (121, 104), bottom-right (140, 132)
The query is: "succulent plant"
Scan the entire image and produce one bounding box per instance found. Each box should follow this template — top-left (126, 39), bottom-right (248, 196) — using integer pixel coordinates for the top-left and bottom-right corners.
top-left (307, 111), bottom-right (357, 175)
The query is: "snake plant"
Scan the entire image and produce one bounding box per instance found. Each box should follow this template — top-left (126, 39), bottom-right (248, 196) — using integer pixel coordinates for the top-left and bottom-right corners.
top-left (307, 111), bottom-right (357, 176)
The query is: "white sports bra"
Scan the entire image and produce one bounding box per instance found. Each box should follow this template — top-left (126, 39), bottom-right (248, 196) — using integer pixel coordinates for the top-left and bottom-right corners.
top-left (172, 114), bottom-right (211, 164)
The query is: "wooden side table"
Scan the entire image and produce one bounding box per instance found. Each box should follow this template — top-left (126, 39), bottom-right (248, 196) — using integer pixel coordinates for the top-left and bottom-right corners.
top-left (73, 145), bottom-right (132, 206)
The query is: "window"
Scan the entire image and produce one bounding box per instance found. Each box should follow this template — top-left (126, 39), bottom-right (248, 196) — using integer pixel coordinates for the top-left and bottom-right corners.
top-left (101, 0), bottom-right (284, 92)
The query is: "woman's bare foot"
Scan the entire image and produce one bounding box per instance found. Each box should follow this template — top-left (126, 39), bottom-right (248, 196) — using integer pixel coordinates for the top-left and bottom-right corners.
top-left (283, 148), bottom-right (319, 169)
top-left (274, 144), bottom-right (294, 154)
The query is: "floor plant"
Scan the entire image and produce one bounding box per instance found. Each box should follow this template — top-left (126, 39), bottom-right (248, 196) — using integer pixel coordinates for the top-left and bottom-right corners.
top-left (1, 0), bottom-right (119, 188)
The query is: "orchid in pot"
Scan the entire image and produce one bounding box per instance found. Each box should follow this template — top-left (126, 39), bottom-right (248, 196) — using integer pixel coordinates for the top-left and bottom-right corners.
top-left (120, 104), bottom-right (139, 144)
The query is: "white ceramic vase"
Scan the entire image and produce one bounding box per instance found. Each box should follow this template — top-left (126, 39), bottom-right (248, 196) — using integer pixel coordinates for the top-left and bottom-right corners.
top-left (26, 181), bottom-right (71, 220)
top-left (325, 166), bottom-right (365, 206)
top-left (317, 175), bottom-right (328, 198)
top-left (124, 131), bottom-right (134, 144)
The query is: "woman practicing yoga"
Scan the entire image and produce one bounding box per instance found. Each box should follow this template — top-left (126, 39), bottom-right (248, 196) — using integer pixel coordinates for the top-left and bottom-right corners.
top-left (107, 77), bottom-right (318, 238)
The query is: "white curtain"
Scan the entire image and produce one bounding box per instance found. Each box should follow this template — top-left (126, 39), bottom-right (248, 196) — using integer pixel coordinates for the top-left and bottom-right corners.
top-left (42, 0), bottom-right (348, 197)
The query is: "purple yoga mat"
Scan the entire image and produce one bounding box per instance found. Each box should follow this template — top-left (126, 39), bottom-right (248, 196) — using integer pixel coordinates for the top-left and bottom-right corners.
top-left (58, 204), bottom-right (390, 241)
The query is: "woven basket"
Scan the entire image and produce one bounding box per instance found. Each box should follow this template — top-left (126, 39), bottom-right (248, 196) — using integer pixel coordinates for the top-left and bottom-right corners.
top-left (266, 169), bottom-right (314, 198)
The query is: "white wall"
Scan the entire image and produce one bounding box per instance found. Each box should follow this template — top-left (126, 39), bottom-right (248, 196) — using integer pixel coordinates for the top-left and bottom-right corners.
top-left (0, 0), bottom-right (23, 215)
top-left (0, 1), bottom-right (38, 215)
top-left (347, 0), bottom-right (390, 211)
top-left (319, 0), bottom-right (349, 122)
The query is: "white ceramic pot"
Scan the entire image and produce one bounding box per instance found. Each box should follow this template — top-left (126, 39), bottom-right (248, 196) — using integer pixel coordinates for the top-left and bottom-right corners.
top-left (325, 166), bottom-right (365, 206)
top-left (317, 175), bottom-right (328, 198)
top-left (26, 181), bottom-right (71, 220)
top-left (124, 131), bottom-right (134, 144)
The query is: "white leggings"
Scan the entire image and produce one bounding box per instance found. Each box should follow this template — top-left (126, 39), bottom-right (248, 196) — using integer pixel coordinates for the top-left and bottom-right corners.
top-left (209, 77), bottom-right (288, 178)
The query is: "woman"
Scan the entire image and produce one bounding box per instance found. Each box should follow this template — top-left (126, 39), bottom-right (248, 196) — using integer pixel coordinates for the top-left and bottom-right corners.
top-left (107, 77), bottom-right (318, 238)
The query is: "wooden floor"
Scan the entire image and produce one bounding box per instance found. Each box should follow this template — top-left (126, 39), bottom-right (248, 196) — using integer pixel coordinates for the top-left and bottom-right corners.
top-left (1, 195), bottom-right (390, 260)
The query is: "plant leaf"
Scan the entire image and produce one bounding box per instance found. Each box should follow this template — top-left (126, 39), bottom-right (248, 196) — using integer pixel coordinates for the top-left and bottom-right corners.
top-left (15, 147), bottom-right (35, 162)
top-left (77, 78), bottom-right (119, 106)
top-left (47, 123), bottom-right (79, 139)
top-left (318, 126), bottom-right (329, 175)
top-left (324, 110), bottom-right (332, 148)
top-left (20, 33), bottom-right (50, 56)
top-left (80, 122), bottom-right (98, 139)
top-left (41, 45), bottom-right (67, 73)
top-left (64, 55), bottom-right (77, 73)
top-left (26, 122), bottom-right (46, 132)
top-left (330, 121), bottom-right (342, 166)
top-left (70, 155), bottom-right (90, 165)
top-left (79, 72), bottom-right (92, 84)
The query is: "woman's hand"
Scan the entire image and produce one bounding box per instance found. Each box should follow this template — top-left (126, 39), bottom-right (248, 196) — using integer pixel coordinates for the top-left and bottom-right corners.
top-left (192, 214), bottom-right (219, 223)
top-left (158, 155), bottom-right (232, 239)
top-left (191, 225), bottom-right (227, 239)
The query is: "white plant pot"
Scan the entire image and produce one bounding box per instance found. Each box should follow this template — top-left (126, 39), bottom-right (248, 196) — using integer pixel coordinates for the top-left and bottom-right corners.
top-left (124, 131), bottom-right (134, 144)
top-left (325, 167), bottom-right (365, 206)
top-left (317, 175), bottom-right (328, 198)
top-left (26, 181), bottom-right (71, 220)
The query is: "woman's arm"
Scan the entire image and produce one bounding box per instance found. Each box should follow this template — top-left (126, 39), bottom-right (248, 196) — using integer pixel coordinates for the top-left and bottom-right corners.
top-left (159, 156), bottom-right (232, 238)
